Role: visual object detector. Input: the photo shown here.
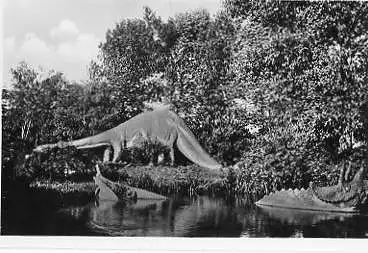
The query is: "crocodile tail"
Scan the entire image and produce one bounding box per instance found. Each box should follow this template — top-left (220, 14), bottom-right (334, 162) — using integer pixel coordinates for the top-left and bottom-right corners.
top-left (175, 122), bottom-right (222, 170)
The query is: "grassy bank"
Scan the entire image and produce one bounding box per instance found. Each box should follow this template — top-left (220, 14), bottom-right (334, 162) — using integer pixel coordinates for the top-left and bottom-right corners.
top-left (23, 161), bottom-right (352, 205)
top-left (116, 165), bottom-right (231, 196)
top-left (28, 165), bottom-right (232, 201)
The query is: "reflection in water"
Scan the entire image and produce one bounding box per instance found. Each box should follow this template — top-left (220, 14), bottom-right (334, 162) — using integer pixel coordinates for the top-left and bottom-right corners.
top-left (58, 196), bottom-right (368, 237)
top-left (172, 197), bottom-right (243, 237)
top-left (61, 196), bottom-right (244, 237)
top-left (256, 205), bottom-right (356, 225)
top-left (88, 199), bottom-right (169, 236)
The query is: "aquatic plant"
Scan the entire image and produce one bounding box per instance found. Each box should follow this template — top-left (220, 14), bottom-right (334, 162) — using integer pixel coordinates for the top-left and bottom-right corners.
top-left (29, 180), bottom-right (96, 206)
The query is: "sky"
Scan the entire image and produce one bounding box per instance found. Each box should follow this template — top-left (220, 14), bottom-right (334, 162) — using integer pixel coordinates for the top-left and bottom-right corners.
top-left (1, 0), bottom-right (222, 88)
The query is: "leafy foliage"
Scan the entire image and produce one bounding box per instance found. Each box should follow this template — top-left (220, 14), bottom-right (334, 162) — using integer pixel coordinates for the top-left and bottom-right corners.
top-left (228, 1), bottom-right (368, 167)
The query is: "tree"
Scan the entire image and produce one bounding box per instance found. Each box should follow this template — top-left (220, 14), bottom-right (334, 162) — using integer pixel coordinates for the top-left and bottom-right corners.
top-left (227, 1), bottom-right (368, 159)
top-left (88, 7), bottom-right (249, 164)
top-left (2, 62), bottom-right (102, 181)
top-left (89, 7), bottom-right (173, 122)
top-left (222, 1), bottom-right (368, 188)
top-left (161, 9), bottom-right (251, 163)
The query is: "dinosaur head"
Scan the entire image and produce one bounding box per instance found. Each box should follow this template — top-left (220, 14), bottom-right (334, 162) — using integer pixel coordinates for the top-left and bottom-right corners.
top-left (33, 144), bottom-right (50, 153)
top-left (33, 141), bottom-right (69, 153)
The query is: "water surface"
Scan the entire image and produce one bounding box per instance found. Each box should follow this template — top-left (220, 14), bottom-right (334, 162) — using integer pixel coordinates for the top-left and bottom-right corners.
top-left (48, 195), bottom-right (368, 237)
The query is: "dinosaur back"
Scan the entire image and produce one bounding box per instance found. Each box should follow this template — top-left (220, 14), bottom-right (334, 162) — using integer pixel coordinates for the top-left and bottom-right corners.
top-left (123, 109), bottom-right (222, 170)
top-left (122, 109), bottom-right (178, 144)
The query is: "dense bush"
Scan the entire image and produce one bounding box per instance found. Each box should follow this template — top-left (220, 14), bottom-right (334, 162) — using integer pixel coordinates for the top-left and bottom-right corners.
top-left (18, 147), bottom-right (95, 182)
top-left (113, 165), bottom-right (228, 196)
top-left (234, 123), bottom-right (368, 197)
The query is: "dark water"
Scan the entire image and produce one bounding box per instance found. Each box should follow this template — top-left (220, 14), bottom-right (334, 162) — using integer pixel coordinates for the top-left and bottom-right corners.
top-left (9, 195), bottom-right (367, 237)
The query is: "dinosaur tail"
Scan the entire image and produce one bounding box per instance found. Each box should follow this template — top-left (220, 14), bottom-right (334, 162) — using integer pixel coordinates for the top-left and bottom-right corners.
top-left (176, 122), bottom-right (222, 170)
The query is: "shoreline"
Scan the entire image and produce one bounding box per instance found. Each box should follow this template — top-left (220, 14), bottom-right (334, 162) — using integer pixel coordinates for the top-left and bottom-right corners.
top-left (28, 165), bottom-right (233, 205)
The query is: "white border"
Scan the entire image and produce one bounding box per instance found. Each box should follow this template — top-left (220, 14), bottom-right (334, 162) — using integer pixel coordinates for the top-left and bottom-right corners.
top-left (0, 237), bottom-right (367, 252)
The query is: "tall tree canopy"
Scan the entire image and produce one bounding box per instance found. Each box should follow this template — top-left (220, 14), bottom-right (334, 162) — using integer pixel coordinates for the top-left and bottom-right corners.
top-left (226, 0), bottom-right (368, 158)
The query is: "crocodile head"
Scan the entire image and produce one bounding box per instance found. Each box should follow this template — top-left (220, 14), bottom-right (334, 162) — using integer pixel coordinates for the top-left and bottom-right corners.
top-left (310, 167), bottom-right (368, 208)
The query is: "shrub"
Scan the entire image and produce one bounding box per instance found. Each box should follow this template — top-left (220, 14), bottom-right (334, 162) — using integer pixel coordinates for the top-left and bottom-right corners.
top-left (19, 147), bottom-right (95, 182)
top-left (128, 139), bottom-right (171, 166)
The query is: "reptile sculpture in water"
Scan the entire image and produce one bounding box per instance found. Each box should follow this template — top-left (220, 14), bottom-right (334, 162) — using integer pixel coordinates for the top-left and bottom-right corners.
top-left (94, 164), bottom-right (166, 202)
top-left (256, 166), bottom-right (368, 212)
top-left (33, 108), bottom-right (222, 170)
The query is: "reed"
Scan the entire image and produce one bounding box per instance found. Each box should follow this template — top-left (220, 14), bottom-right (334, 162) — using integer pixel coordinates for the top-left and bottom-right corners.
top-left (29, 180), bottom-right (95, 206)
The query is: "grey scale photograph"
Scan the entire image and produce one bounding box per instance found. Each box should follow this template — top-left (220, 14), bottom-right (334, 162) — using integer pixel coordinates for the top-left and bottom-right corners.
top-left (2, 0), bottom-right (368, 240)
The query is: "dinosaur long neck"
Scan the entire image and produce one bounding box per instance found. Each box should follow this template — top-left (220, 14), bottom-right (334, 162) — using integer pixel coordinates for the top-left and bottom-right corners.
top-left (69, 129), bottom-right (114, 149)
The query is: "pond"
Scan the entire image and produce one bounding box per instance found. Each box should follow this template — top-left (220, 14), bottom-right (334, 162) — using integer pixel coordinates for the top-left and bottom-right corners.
top-left (8, 195), bottom-right (368, 237)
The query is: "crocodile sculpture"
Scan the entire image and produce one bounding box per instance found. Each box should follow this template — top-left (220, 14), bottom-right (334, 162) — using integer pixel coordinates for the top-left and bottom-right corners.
top-left (256, 166), bottom-right (368, 213)
top-left (94, 164), bottom-right (137, 202)
top-left (94, 164), bottom-right (167, 202)
top-left (33, 108), bottom-right (222, 170)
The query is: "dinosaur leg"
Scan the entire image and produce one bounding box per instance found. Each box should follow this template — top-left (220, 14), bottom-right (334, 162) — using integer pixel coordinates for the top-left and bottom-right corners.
top-left (170, 147), bottom-right (175, 166)
top-left (167, 132), bottom-right (177, 167)
top-left (344, 162), bottom-right (352, 181)
top-left (103, 146), bottom-right (112, 163)
top-left (111, 143), bottom-right (122, 162)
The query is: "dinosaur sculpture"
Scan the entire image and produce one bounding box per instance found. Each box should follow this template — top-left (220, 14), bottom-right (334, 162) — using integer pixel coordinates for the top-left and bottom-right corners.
top-left (256, 167), bottom-right (368, 213)
top-left (33, 108), bottom-right (222, 170)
